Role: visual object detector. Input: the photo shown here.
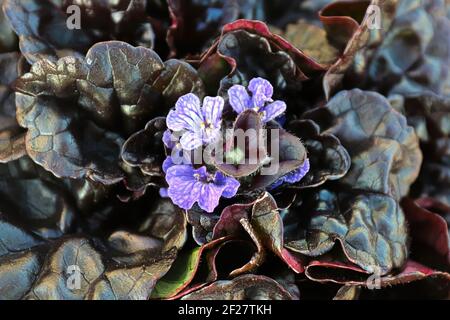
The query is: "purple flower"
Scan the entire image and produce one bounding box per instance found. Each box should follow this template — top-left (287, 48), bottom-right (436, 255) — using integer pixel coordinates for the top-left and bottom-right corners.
top-left (270, 158), bottom-right (310, 189)
top-left (166, 93), bottom-right (224, 151)
top-left (162, 129), bottom-right (191, 165)
top-left (162, 129), bottom-right (178, 150)
top-left (165, 157), bottom-right (240, 212)
top-left (228, 77), bottom-right (287, 123)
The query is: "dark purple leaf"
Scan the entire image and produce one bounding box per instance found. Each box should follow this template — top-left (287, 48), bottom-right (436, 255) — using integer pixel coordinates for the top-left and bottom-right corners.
top-left (367, 0), bottom-right (450, 96)
top-left (284, 189), bottom-right (409, 275)
top-left (394, 93), bottom-right (450, 206)
top-left (3, 0), bottom-right (92, 64)
top-left (214, 110), bottom-right (267, 177)
top-left (306, 89), bottom-right (422, 200)
top-left (0, 197), bottom-right (186, 299)
top-left (251, 126), bottom-right (308, 189)
top-left (0, 51), bottom-right (26, 163)
top-left (167, 0), bottom-right (239, 57)
top-left (121, 117), bottom-right (167, 177)
top-left (285, 119), bottom-right (351, 189)
top-left (181, 274), bottom-right (296, 300)
top-left (0, 0), bottom-right (17, 52)
top-left (14, 41), bottom-right (204, 184)
top-left (403, 198), bottom-right (450, 271)
top-left (212, 193), bottom-right (305, 273)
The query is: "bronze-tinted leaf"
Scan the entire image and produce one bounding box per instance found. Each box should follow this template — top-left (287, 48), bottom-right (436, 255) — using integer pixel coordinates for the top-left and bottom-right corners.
top-left (121, 117), bottom-right (167, 176)
top-left (3, 0), bottom-right (92, 64)
top-left (14, 41), bottom-right (204, 184)
top-left (214, 110), bottom-right (267, 178)
top-left (0, 51), bottom-right (25, 163)
top-left (167, 0), bottom-right (239, 57)
top-left (367, 0), bottom-right (450, 96)
top-left (307, 89), bottom-right (422, 200)
top-left (0, 197), bottom-right (186, 300)
top-left (286, 119), bottom-right (350, 189)
top-left (181, 274), bottom-right (295, 300)
top-left (285, 189), bottom-right (408, 275)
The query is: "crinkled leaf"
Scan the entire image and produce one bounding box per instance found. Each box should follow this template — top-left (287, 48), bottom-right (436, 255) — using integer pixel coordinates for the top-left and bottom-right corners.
top-left (319, 0), bottom-right (371, 51)
top-left (62, 0), bottom-right (157, 49)
top-left (306, 89), bottom-right (422, 200)
top-left (279, 20), bottom-right (339, 66)
top-left (0, 198), bottom-right (186, 300)
top-left (0, 51), bottom-right (25, 163)
top-left (286, 119), bottom-right (351, 189)
top-left (368, 0), bottom-right (450, 96)
top-left (121, 117), bottom-right (167, 176)
top-left (0, 0), bottom-right (17, 52)
top-left (187, 207), bottom-right (220, 245)
top-left (0, 161), bottom-right (77, 239)
top-left (393, 93), bottom-right (450, 205)
top-left (285, 189), bottom-right (408, 275)
top-left (198, 19), bottom-right (326, 113)
top-left (322, 0), bottom-right (398, 99)
top-left (15, 91), bottom-right (125, 184)
top-left (14, 41), bottom-right (204, 184)
top-left (181, 274), bottom-right (295, 300)
top-left (3, 0), bottom-right (165, 64)
top-left (3, 0), bottom-right (92, 64)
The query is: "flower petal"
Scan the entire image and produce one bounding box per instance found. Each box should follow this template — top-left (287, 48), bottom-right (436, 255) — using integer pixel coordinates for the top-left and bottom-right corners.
top-left (202, 96), bottom-right (224, 128)
top-left (248, 77), bottom-right (273, 108)
top-left (166, 164), bottom-right (201, 210)
top-left (268, 178), bottom-right (284, 190)
top-left (268, 159), bottom-right (310, 190)
top-left (162, 129), bottom-right (176, 149)
top-left (194, 166), bottom-right (209, 180)
top-left (180, 131), bottom-right (203, 150)
top-left (261, 100), bottom-right (287, 122)
top-left (203, 127), bottom-right (222, 146)
top-left (162, 156), bottom-right (175, 173)
top-left (283, 158), bottom-right (310, 184)
top-left (198, 183), bottom-right (224, 213)
top-left (223, 177), bottom-right (240, 198)
top-left (159, 188), bottom-right (169, 197)
top-left (167, 93), bottom-right (203, 132)
top-left (228, 85), bottom-right (251, 114)
top-left (214, 171), bottom-right (240, 198)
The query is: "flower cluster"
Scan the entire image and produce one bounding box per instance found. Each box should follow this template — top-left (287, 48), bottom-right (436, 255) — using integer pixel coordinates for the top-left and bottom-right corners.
top-left (162, 77), bottom-right (309, 212)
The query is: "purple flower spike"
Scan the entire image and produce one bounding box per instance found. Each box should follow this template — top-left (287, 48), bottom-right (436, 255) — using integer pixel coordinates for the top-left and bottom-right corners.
top-left (270, 158), bottom-right (310, 189)
top-left (165, 161), bottom-right (240, 212)
top-left (228, 77), bottom-right (287, 123)
top-left (166, 93), bottom-right (224, 150)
